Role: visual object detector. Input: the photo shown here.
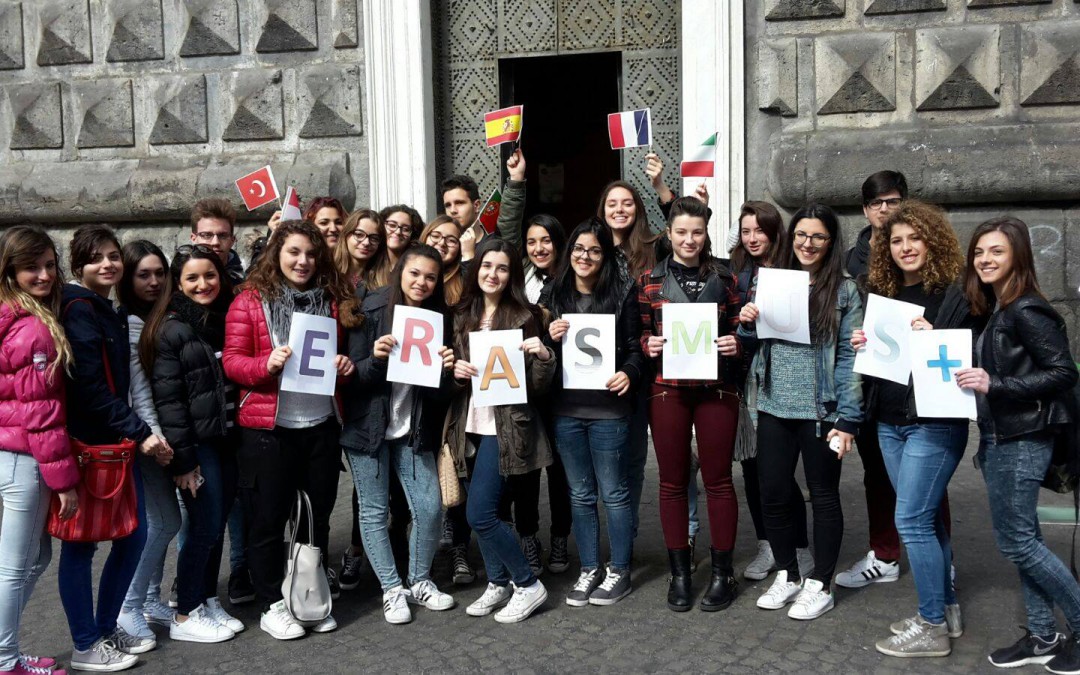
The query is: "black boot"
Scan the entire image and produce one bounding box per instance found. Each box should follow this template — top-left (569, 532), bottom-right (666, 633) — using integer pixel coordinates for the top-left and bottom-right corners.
top-left (667, 548), bottom-right (693, 612)
top-left (700, 548), bottom-right (738, 612)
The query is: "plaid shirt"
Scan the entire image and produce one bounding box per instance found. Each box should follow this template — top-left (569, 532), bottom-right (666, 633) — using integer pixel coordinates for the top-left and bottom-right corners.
top-left (637, 259), bottom-right (744, 389)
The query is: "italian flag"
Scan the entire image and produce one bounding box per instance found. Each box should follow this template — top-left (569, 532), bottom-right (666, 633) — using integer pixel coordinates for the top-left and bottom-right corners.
top-left (680, 133), bottom-right (717, 178)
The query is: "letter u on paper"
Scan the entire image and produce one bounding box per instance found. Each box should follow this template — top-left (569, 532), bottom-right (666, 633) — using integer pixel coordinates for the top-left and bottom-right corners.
top-left (755, 268), bottom-right (811, 344)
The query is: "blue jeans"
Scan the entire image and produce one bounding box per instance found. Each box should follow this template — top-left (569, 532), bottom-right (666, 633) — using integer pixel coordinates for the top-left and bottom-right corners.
top-left (0, 451), bottom-right (52, 670)
top-left (628, 388), bottom-right (649, 538)
top-left (59, 462), bottom-right (147, 651)
top-left (175, 444), bottom-right (229, 615)
top-left (466, 436), bottom-right (536, 587)
top-left (980, 431), bottom-right (1080, 636)
top-left (878, 422), bottom-right (966, 624)
top-left (554, 416), bottom-right (633, 570)
top-left (123, 454), bottom-right (181, 612)
top-left (346, 437), bottom-right (441, 591)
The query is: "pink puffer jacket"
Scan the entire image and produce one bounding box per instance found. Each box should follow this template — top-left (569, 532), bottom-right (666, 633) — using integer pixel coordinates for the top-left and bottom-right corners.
top-left (0, 303), bottom-right (78, 491)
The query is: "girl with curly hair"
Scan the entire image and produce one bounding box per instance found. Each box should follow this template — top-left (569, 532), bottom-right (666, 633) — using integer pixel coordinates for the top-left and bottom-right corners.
top-left (851, 201), bottom-right (985, 658)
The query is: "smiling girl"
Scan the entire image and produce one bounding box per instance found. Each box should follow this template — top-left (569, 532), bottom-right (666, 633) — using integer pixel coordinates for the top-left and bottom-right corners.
top-left (420, 216), bottom-right (466, 305)
top-left (304, 197), bottom-right (348, 250)
top-left (335, 209), bottom-right (387, 293)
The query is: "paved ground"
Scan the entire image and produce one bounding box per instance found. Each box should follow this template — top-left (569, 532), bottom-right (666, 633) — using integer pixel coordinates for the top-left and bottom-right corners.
top-left (15, 427), bottom-right (1079, 674)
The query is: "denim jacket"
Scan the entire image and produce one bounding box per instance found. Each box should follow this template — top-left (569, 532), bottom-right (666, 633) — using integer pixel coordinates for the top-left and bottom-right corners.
top-left (738, 277), bottom-right (864, 435)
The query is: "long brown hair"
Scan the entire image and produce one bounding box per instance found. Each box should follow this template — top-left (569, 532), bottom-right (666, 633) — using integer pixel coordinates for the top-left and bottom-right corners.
top-left (867, 200), bottom-right (963, 298)
top-left (596, 180), bottom-right (658, 278)
top-left (730, 201), bottom-right (785, 273)
top-left (785, 204), bottom-right (846, 342)
top-left (118, 240), bottom-right (168, 319)
top-left (963, 216), bottom-right (1044, 316)
top-left (420, 215), bottom-right (465, 305)
top-left (335, 208), bottom-right (387, 288)
top-left (0, 226), bottom-right (73, 381)
top-left (452, 238), bottom-right (542, 359)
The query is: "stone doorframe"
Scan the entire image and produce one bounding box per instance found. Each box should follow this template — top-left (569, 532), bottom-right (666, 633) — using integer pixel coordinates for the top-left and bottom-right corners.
top-left (363, 0), bottom-right (746, 239)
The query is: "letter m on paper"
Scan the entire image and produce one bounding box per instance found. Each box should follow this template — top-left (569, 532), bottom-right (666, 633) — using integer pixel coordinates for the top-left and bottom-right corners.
top-left (671, 321), bottom-right (711, 355)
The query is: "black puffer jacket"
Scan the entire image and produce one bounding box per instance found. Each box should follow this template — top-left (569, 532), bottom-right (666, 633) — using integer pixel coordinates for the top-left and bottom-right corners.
top-left (150, 294), bottom-right (229, 476)
top-left (979, 293), bottom-right (1078, 441)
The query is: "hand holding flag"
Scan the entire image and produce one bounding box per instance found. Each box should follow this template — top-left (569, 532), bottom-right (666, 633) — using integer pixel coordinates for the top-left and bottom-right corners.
top-left (484, 106), bottom-right (524, 147)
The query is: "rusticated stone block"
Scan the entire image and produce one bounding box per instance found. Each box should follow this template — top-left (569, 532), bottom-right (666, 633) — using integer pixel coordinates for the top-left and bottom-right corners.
top-left (298, 65), bottom-right (362, 138)
top-left (815, 33), bottom-right (895, 115)
top-left (222, 69), bottom-right (284, 141)
top-left (332, 0), bottom-right (358, 48)
top-left (916, 26), bottom-right (1000, 111)
top-left (19, 160), bottom-right (139, 221)
top-left (0, 4), bottom-right (24, 70)
top-left (6, 82), bottom-right (63, 149)
top-left (758, 38), bottom-right (798, 116)
top-left (36, 0), bottom-right (91, 66)
top-left (149, 75), bottom-right (208, 144)
top-left (72, 79), bottom-right (134, 148)
top-left (766, 0), bottom-right (845, 21)
top-left (130, 158), bottom-right (203, 219)
top-left (179, 0), bottom-right (240, 57)
top-left (256, 0), bottom-right (317, 53)
top-left (105, 0), bottom-right (164, 62)
top-left (968, 0), bottom-right (1050, 6)
top-left (1021, 23), bottom-right (1080, 106)
top-left (865, 0), bottom-right (946, 14)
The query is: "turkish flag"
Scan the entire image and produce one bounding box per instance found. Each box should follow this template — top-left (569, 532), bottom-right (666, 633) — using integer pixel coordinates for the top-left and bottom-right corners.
top-left (235, 166), bottom-right (280, 211)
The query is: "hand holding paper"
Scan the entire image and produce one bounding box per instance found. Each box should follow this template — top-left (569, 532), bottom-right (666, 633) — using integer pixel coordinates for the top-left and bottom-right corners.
top-left (280, 313), bottom-right (338, 396)
top-left (853, 294), bottom-right (925, 385)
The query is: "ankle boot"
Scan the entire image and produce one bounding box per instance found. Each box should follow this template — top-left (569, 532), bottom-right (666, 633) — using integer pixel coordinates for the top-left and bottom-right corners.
top-left (700, 548), bottom-right (738, 612)
top-left (667, 548), bottom-right (693, 612)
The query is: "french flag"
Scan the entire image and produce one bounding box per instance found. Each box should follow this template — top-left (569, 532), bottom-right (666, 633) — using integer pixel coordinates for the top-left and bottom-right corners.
top-left (608, 108), bottom-right (652, 150)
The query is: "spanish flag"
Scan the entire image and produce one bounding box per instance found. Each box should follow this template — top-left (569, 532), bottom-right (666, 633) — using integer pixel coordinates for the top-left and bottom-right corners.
top-left (484, 105), bottom-right (524, 147)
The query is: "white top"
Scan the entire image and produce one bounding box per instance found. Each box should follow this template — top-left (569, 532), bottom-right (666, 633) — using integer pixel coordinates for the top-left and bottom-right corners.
top-left (464, 319), bottom-right (497, 436)
top-left (384, 382), bottom-right (415, 440)
top-left (275, 390), bottom-right (334, 429)
top-left (127, 314), bottom-right (163, 437)
top-left (524, 266), bottom-right (545, 304)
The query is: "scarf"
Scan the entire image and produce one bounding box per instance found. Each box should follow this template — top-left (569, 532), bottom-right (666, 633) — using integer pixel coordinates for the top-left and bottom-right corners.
top-left (268, 284), bottom-right (331, 346)
top-left (168, 292), bottom-right (227, 351)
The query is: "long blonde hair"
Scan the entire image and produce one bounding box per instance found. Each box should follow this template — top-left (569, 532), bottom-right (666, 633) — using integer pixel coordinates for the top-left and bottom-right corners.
top-left (0, 226), bottom-right (73, 381)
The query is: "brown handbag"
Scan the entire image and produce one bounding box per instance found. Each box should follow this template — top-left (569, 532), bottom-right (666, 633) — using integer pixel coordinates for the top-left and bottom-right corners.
top-left (437, 409), bottom-right (464, 508)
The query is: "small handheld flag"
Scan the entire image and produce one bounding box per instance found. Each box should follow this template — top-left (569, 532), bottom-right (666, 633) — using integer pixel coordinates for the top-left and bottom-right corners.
top-left (681, 133), bottom-right (718, 178)
top-left (474, 188), bottom-right (502, 236)
top-left (607, 109), bottom-right (652, 150)
top-left (484, 106), bottom-right (524, 147)
top-left (235, 166), bottom-right (280, 211)
top-left (281, 186), bottom-right (303, 221)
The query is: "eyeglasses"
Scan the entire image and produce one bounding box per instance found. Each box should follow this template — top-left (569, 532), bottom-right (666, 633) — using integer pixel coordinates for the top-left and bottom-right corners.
top-left (194, 231), bottom-right (233, 243)
top-left (571, 245), bottom-right (604, 261)
top-left (793, 232), bottom-right (831, 248)
top-left (386, 222), bottom-right (413, 235)
top-left (867, 197), bottom-right (903, 210)
top-left (349, 231), bottom-right (382, 246)
top-left (176, 244), bottom-right (215, 256)
top-left (427, 232), bottom-right (460, 248)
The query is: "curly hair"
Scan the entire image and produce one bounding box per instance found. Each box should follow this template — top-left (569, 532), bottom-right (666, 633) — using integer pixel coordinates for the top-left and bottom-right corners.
top-left (866, 200), bottom-right (963, 298)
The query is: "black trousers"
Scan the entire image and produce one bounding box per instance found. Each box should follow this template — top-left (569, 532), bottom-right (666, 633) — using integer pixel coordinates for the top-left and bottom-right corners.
top-left (502, 452), bottom-right (573, 538)
top-left (741, 457), bottom-right (807, 547)
top-left (756, 412), bottom-right (843, 585)
top-left (239, 420), bottom-right (341, 611)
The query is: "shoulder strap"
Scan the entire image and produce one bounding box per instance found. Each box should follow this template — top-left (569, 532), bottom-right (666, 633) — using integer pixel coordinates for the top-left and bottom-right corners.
top-left (63, 297), bottom-right (116, 396)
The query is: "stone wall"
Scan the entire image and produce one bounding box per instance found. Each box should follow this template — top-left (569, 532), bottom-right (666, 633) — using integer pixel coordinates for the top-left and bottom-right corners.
top-left (744, 0), bottom-right (1080, 355)
top-left (0, 0), bottom-right (369, 263)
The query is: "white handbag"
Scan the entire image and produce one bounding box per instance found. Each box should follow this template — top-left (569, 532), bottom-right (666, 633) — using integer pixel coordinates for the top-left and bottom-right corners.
top-left (281, 490), bottom-right (332, 626)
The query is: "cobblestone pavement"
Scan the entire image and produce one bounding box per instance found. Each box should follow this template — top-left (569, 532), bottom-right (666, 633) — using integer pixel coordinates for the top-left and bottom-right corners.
top-left (15, 430), bottom-right (1076, 674)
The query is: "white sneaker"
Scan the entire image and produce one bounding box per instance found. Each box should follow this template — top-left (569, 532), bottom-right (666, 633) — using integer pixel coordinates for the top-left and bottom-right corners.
top-left (141, 600), bottom-right (175, 627)
top-left (70, 638), bottom-right (138, 672)
top-left (205, 597), bottom-right (245, 633)
top-left (107, 626), bottom-right (155, 655)
top-left (169, 605), bottom-right (235, 643)
top-left (494, 581), bottom-right (547, 624)
top-left (116, 610), bottom-right (154, 641)
top-left (788, 579), bottom-right (834, 620)
top-left (408, 579), bottom-right (455, 611)
top-left (311, 614), bottom-right (338, 633)
top-left (797, 548), bottom-right (814, 580)
top-left (743, 540), bottom-right (776, 581)
top-left (756, 570), bottom-right (802, 610)
top-left (259, 600), bottom-right (306, 640)
top-left (382, 586), bottom-right (413, 625)
top-left (466, 582), bottom-right (513, 617)
top-left (835, 550), bottom-right (899, 589)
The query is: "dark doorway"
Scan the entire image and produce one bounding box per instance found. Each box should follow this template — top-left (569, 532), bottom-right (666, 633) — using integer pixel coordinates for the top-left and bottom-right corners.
top-left (499, 52), bottom-right (622, 233)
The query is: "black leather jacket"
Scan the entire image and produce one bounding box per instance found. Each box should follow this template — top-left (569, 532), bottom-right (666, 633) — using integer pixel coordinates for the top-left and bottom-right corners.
top-left (979, 293), bottom-right (1078, 441)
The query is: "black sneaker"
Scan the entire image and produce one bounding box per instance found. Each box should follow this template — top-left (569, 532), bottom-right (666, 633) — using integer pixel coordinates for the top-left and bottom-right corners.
top-left (588, 565), bottom-right (632, 606)
top-left (565, 568), bottom-right (603, 607)
top-left (988, 627), bottom-right (1063, 668)
top-left (521, 535), bottom-right (543, 576)
top-left (450, 544), bottom-right (476, 585)
top-left (340, 549), bottom-right (364, 591)
top-left (439, 517), bottom-right (454, 550)
top-left (548, 536), bottom-right (570, 574)
top-left (228, 567), bottom-right (256, 605)
top-left (1047, 633), bottom-right (1080, 675)
top-left (326, 567), bottom-right (341, 600)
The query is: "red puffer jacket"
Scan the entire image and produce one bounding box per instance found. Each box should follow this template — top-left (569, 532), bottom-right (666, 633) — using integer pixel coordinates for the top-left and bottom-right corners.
top-left (0, 303), bottom-right (78, 491)
top-left (223, 288), bottom-right (354, 430)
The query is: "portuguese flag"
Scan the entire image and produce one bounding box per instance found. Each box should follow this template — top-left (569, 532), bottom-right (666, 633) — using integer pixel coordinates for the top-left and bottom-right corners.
top-left (475, 188), bottom-right (502, 236)
top-left (681, 133), bottom-right (717, 178)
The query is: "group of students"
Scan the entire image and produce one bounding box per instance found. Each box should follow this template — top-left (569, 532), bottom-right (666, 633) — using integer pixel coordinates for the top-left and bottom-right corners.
top-left (0, 151), bottom-right (1079, 674)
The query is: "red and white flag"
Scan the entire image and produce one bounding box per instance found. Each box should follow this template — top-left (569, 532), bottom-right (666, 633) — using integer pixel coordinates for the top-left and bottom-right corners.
top-left (681, 133), bottom-right (718, 178)
top-left (607, 109), bottom-right (652, 149)
top-left (281, 186), bottom-right (303, 221)
top-left (235, 165), bottom-right (280, 211)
